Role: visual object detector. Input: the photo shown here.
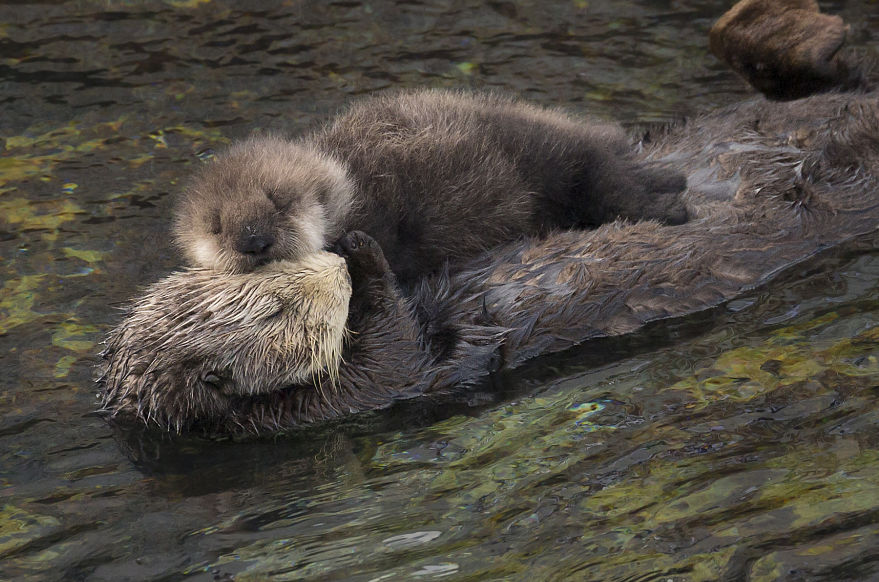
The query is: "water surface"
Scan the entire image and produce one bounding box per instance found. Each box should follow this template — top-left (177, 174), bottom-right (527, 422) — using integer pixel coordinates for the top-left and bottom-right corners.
top-left (3, 1), bottom-right (879, 580)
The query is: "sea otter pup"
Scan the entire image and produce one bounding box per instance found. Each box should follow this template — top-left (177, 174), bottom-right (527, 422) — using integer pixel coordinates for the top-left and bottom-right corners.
top-left (173, 90), bottom-right (688, 284)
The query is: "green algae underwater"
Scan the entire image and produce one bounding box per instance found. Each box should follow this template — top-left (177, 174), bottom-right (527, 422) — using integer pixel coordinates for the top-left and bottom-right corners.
top-left (3, 0), bottom-right (879, 580)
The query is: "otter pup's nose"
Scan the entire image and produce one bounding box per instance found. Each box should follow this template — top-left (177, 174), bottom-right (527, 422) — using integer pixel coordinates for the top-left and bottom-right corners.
top-left (238, 234), bottom-right (274, 255)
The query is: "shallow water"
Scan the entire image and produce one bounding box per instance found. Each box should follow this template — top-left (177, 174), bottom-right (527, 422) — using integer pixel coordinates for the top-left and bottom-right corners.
top-left (3, 1), bottom-right (879, 580)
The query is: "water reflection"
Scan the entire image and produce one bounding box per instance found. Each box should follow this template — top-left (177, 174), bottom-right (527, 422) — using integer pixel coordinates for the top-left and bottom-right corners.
top-left (3, 0), bottom-right (879, 580)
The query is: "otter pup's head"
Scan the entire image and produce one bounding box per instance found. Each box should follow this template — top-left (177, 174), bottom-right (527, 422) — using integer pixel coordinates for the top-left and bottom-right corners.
top-left (174, 136), bottom-right (354, 274)
top-left (98, 251), bottom-right (351, 432)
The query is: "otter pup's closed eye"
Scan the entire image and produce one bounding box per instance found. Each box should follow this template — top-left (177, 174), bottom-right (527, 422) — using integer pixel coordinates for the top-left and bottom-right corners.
top-left (174, 140), bottom-right (347, 274)
top-left (174, 90), bottom-right (688, 285)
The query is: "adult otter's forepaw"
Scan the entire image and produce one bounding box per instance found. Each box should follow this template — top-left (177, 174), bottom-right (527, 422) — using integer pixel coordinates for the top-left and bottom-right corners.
top-left (333, 231), bottom-right (391, 280)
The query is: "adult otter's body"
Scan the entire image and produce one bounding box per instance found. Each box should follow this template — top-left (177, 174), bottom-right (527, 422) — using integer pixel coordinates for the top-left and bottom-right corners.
top-left (100, 0), bottom-right (879, 434)
top-left (174, 91), bottom-right (687, 284)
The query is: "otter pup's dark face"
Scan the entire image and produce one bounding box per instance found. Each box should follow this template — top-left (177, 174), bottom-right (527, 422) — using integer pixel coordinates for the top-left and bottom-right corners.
top-left (174, 136), bottom-right (354, 274)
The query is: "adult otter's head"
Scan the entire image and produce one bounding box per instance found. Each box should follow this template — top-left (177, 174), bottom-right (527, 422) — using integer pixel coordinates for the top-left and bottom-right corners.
top-left (98, 251), bottom-right (351, 432)
top-left (174, 136), bottom-right (354, 274)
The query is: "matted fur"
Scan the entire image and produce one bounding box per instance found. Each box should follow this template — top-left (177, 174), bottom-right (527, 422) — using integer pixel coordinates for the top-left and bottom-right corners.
top-left (99, 251), bottom-right (351, 432)
top-left (173, 90), bottom-right (687, 284)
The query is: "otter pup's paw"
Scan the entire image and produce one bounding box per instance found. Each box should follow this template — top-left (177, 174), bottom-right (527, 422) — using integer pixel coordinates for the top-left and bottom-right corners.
top-left (642, 167), bottom-right (688, 196)
top-left (654, 193), bottom-right (689, 225)
top-left (628, 167), bottom-right (689, 225)
top-left (333, 231), bottom-right (392, 282)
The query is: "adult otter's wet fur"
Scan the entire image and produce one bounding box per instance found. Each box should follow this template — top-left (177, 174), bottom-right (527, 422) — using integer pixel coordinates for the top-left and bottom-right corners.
top-left (101, 1), bottom-right (879, 434)
top-left (174, 90), bottom-right (688, 284)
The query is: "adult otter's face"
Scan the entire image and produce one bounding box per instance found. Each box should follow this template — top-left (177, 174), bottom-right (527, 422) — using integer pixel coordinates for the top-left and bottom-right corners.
top-left (174, 136), bottom-right (354, 274)
top-left (99, 252), bottom-right (352, 432)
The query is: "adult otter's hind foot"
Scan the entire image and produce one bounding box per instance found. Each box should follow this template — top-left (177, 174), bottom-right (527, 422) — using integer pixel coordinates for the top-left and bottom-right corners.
top-left (709, 0), bottom-right (852, 99)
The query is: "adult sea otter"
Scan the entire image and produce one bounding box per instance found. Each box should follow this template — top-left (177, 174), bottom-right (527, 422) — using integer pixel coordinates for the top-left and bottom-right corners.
top-left (99, 0), bottom-right (879, 434)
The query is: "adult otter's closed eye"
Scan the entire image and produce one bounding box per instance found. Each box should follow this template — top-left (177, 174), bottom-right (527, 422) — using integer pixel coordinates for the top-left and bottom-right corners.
top-left (173, 90), bottom-right (688, 284)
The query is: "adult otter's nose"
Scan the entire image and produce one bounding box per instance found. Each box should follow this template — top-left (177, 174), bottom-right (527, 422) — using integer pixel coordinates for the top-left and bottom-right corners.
top-left (237, 234), bottom-right (274, 255)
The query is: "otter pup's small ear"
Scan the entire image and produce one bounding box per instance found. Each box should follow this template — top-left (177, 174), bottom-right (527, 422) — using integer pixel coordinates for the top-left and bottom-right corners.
top-left (265, 187), bottom-right (292, 211)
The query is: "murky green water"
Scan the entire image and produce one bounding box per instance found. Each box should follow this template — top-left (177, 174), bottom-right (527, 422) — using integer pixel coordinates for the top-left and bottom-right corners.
top-left (4, 1), bottom-right (879, 580)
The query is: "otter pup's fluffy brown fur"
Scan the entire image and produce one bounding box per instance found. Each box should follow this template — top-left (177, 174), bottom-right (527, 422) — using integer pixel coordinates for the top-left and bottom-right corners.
top-left (174, 90), bottom-right (687, 284)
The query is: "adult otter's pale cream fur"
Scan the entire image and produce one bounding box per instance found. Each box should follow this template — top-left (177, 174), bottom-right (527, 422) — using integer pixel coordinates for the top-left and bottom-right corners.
top-left (100, 251), bottom-right (351, 431)
top-left (174, 90), bottom-right (688, 284)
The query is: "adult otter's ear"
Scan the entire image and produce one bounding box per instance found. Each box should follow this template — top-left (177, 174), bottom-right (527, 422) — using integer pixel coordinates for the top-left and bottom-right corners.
top-left (709, 0), bottom-right (850, 100)
top-left (200, 372), bottom-right (223, 390)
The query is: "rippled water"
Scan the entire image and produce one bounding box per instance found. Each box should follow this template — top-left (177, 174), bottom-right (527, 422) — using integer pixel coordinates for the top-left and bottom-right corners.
top-left (3, 1), bottom-right (879, 580)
